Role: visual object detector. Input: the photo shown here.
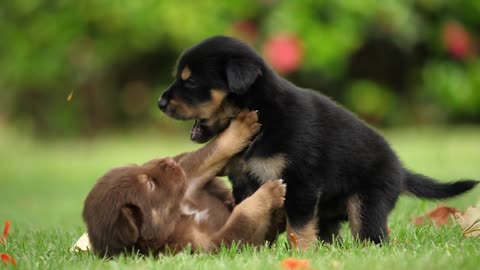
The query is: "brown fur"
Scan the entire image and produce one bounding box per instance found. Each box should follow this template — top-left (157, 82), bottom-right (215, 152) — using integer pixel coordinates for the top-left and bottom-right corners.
top-left (83, 111), bottom-right (286, 257)
top-left (181, 66), bottom-right (191, 81)
top-left (346, 193), bottom-right (362, 238)
top-left (165, 89), bottom-right (229, 121)
top-left (286, 214), bottom-right (318, 250)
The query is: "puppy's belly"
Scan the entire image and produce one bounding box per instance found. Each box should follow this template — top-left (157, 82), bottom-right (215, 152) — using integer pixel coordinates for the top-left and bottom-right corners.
top-left (317, 197), bottom-right (349, 220)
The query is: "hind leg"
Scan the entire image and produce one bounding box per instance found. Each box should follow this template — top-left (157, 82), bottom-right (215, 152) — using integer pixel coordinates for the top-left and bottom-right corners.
top-left (212, 180), bottom-right (286, 248)
top-left (347, 191), bottom-right (397, 244)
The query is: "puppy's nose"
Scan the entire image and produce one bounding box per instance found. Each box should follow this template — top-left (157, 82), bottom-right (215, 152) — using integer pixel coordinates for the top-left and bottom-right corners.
top-left (158, 98), bottom-right (169, 111)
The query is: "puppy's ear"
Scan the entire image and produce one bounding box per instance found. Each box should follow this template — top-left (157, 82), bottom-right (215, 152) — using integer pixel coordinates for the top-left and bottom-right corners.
top-left (114, 205), bottom-right (140, 246)
top-left (226, 58), bottom-right (262, 95)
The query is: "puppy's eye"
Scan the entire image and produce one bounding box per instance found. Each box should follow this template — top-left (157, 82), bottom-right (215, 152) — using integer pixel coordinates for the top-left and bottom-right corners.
top-left (147, 180), bottom-right (156, 191)
top-left (184, 78), bottom-right (198, 88)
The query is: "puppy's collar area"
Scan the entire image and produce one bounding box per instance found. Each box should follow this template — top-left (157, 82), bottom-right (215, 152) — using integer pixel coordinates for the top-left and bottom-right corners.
top-left (243, 129), bottom-right (264, 160)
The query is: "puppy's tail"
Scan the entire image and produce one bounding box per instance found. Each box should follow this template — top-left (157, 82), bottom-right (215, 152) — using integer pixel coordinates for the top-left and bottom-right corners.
top-left (404, 171), bottom-right (478, 199)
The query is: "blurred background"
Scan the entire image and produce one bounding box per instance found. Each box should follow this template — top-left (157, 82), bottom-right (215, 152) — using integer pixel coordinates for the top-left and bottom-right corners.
top-left (1, 0), bottom-right (480, 232)
top-left (1, 0), bottom-right (480, 137)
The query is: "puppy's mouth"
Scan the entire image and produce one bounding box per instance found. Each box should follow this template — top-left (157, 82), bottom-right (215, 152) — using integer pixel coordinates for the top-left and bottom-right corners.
top-left (191, 119), bottom-right (215, 143)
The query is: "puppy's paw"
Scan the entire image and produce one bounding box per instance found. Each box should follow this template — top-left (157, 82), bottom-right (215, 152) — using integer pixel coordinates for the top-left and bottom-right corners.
top-left (259, 179), bottom-right (286, 209)
top-left (238, 110), bottom-right (259, 126)
top-left (218, 110), bottom-right (261, 155)
top-left (230, 110), bottom-right (261, 140)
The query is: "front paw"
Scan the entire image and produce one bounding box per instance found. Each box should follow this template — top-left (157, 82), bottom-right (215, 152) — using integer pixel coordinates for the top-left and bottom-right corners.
top-left (229, 110), bottom-right (261, 142)
top-left (258, 179), bottom-right (287, 209)
top-left (218, 110), bottom-right (261, 154)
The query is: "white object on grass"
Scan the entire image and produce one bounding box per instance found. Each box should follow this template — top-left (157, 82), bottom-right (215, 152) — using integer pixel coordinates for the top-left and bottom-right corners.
top-left (70, 232), bottom-right (91, 252)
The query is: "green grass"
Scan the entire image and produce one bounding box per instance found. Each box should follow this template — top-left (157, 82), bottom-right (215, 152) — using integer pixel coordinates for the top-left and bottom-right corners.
top-left (1, 126), bottom-right (479, 270)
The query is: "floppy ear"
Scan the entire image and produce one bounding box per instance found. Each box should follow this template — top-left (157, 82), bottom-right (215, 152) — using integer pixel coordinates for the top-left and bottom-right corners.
top-left (226, 58), bottom-right (262, 95)
top-left (114, 206), bottom-right (140, 246)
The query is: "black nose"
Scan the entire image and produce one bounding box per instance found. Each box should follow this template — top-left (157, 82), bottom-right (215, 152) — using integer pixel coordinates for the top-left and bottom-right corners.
top-left (158, 98), bottom-right (168, 111)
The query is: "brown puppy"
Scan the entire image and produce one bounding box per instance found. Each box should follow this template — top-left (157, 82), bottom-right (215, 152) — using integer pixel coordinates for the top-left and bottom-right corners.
top-left (83, 111), bottom-right (286, 257)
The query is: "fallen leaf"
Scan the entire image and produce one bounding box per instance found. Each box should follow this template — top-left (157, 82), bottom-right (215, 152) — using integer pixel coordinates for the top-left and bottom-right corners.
top-left (281, 258), bottom-right (311, 270)
top-left (411, 205), bottom-right (458, 226)
top-left (71, 233), bottom-right (91, 252)
top-left (66, 90), bottom-right (74, 102)
top-left (1, 253), bottom-right (16, 267)
top-left (455, 206), bottom-right (480, 237)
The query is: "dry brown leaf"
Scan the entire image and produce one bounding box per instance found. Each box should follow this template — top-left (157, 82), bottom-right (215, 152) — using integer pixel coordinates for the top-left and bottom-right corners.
top-left (455, 206), bottom-right (480, 237)
top-left (411, 205), bottom-right (458, 226)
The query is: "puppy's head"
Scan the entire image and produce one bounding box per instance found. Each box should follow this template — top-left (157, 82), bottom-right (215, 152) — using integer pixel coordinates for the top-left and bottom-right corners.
top-left (82, 158), bottom-right (186, 257)
top-left (158, 36), bottom-right (265, 143)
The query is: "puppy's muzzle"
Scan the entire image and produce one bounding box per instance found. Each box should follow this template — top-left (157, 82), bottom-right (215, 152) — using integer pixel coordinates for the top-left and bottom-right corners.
top-left (158, 97), bottom-right (169, 112)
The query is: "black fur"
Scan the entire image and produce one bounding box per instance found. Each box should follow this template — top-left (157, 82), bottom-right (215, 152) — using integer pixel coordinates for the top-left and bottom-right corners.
top-left (405, 172), bottom-right (479, 199)
top-left (226, 58), bottom-right (263, 94)
top-left (159, 36), bottom-right (479, 244)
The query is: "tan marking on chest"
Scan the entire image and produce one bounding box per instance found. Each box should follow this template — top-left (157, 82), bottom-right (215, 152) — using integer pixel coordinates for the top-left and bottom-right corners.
top-left (245, 154), bottom-right (288, 182)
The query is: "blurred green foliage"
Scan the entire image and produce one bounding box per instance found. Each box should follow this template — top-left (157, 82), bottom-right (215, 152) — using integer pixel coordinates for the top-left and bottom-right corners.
top-left (0, 0), bottom-right (479, 136)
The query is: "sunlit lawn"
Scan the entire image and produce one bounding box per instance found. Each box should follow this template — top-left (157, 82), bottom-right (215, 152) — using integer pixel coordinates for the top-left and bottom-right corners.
top-left (1, 125), bottom-right (479, 270)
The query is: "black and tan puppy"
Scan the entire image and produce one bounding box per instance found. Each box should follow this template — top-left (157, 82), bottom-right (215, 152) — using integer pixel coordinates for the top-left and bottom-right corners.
top-left (83, 111), bottom-right (286, 257)
top-left (158, 36), bottom-right (479, 249)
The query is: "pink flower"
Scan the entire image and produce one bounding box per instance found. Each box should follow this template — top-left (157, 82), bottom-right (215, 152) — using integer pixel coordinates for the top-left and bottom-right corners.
top-left (442, 21), bottom-right (474, 60)
top-left (263, 34), bottom-right (304, 74)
